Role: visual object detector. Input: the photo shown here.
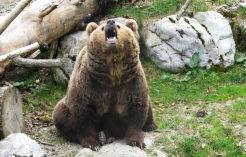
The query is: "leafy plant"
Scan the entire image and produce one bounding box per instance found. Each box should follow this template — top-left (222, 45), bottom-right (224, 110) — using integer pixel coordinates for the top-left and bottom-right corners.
top-left (166, 52), bottom-right (203, 82)
top-left (189, 53), bottom-right (199, 69)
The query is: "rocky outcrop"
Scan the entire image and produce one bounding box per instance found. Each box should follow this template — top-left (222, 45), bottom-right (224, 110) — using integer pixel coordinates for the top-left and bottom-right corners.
top-left (144, 11), bottom-right (235, 72)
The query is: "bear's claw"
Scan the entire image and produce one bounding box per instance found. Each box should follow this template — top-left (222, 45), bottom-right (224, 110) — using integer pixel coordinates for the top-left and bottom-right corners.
top-left (98, 131), bottom-right (106, 145)
top-left (98, 131), bottom-right (115, 145)
top-left (128, 141), bottom-right (146, 149)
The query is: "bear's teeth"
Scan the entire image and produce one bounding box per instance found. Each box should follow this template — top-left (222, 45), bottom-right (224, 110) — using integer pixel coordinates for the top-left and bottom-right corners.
top-left (107, 37), bottom-right (117, 44)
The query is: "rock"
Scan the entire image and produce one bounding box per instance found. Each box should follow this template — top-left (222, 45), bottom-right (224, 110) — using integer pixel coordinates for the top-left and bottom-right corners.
top-left (53, 31), bottom-right (87, 86)
top-left (239, 2), bottom-right (246, 8)
top-left (144, 11), bottom-right (235, 72)
top-left (0, 133), bottom-right (46, 157)
top-left (76, 133), bottom-right (167, 157)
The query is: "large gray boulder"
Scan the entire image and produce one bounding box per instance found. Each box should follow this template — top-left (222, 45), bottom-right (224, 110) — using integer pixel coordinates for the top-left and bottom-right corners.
top-left (144, 11), bottom-right (235, 72)
top-left (0, 133), bottom-right (46, 157)
top-left (53, 31), bottom-right (87, 86)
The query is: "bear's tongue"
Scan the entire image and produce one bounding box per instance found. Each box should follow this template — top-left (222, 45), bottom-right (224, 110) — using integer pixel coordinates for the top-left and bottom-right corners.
top-left (107, 37), bottom-right (117, 45)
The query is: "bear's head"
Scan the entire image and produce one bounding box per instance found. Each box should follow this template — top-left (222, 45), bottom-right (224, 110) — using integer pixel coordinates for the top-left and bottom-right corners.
top-left (85, 19), bottom-right (139, 58)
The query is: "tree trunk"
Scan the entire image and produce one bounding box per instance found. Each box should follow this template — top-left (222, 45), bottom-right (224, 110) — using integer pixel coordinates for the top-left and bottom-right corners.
top-left (0, 85), bottom-right (25, 139)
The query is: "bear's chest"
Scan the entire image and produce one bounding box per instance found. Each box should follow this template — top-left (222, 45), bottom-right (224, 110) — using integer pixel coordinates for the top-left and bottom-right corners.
top-left (87, 53), bottom-right (139, 86)
top-left (91, 84), bottom-right (131, 116)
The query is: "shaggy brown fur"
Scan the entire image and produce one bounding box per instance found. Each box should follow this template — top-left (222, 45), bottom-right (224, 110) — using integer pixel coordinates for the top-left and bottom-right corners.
top-left (52, 19), bottom-right (157, 151)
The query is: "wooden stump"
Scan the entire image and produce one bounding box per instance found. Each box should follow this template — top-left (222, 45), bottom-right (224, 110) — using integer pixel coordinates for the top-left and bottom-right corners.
top-left (0, 85), bottom-right (25, 139)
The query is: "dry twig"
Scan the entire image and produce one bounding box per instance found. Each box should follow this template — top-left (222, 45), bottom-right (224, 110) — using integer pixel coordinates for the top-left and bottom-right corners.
top-left (176, 0), bottom-right (192, 20)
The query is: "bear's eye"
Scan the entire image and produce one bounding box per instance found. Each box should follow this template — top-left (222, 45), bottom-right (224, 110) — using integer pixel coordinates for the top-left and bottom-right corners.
top-left (101, 26), bottom-right (104, 31)
top-left (117, 25), bottom-right (120, 29)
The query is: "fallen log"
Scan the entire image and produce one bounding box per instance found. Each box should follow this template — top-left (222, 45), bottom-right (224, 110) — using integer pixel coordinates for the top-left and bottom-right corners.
top-left (0, 0), bottom-right (101, 74)
top-left (0, 85), bottom-right (25, 139)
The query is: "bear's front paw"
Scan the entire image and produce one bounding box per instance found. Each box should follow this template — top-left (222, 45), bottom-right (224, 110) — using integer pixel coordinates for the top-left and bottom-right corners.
top-left (127, 140), bottom-right (146, 149)
top-left (80, 137), bottom-right (101, 151)
top-left (142, 123), bottom-right (158, 132)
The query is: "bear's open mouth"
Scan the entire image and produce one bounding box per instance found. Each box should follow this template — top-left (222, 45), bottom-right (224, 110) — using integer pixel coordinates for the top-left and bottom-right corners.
top-left (105, 28), bottom-right (117, 45)
top-left (105, 20), bottom-right (118, 45)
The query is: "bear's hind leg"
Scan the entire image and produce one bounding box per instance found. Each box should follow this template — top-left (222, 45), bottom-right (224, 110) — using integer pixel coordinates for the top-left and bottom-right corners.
top-left (53, 98), bottom-right (79, 143)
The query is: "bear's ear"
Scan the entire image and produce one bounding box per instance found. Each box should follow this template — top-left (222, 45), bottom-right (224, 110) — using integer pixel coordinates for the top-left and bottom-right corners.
top-left (86, 22), bottom-right (98, 37)
top-left (125, 19), bottom-right (138, 34)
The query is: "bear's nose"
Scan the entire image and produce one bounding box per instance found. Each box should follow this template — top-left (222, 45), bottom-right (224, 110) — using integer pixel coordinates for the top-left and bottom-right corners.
top-left (107, 20), bottom-right (115, 26)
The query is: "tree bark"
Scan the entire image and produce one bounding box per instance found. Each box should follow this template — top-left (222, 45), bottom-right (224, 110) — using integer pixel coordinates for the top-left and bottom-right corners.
top-left (0, 85), bottom-right (25, 139)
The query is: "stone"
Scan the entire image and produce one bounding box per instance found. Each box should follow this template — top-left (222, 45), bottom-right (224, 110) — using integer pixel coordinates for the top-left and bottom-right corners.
top-left (144, 11), bottom-right (235, 72)
top-left (0, 133), bottom-right (46, 157)
top-left (53, 31), bottom-right (87, 86)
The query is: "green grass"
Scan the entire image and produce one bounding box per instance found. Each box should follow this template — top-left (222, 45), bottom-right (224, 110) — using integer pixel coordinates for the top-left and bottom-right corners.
top-left (140, 55), bottom-right (246, 156)
top-left (11, 69), bottom-right (66, 116)
top-left (108, 0), bottom-right (209, 26)
top-left (142, 57), bottom-right (246, 105)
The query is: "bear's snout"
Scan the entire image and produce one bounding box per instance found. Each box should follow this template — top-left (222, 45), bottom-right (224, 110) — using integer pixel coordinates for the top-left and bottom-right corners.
top-left (105, 20), bottom-right (118, 45)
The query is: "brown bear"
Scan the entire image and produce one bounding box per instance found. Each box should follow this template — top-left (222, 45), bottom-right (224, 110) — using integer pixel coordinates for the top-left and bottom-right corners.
top-left (52, 19), bottom-right (157, 151)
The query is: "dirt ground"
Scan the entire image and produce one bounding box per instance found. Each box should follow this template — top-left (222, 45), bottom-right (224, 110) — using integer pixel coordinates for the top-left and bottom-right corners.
top-left (0, 0), bottom-right (19, 16)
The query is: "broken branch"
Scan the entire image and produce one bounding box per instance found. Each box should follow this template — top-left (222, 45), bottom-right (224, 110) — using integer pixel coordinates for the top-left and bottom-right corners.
top-left (11, 57), bottom-right (61, 68)
top-left (0, 42), bottom-right (39, 63)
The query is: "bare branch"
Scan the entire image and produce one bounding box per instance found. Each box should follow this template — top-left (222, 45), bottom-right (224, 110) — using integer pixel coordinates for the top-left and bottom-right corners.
top-left (11, 57), bottom-right (61, 68)
top-left (0, 42), bottom-right (39, 63)
top-left (176, 0), bottom-right (192, 20)
top-left (0, 0), bottom-right (32, 35)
